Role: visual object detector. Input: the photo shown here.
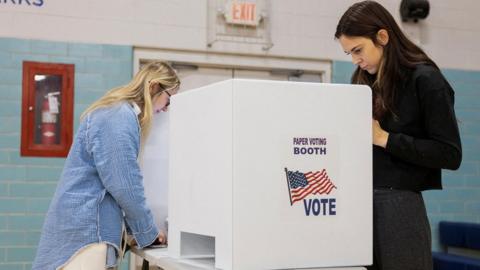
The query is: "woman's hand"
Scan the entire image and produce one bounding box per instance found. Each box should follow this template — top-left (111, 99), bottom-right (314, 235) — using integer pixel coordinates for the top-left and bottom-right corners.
top-left (126, 230), bottom-right (167, 247)
top-left (372, 120), bottom-right (389, 148)
top-left (157, 231), bottom-right (167, 245)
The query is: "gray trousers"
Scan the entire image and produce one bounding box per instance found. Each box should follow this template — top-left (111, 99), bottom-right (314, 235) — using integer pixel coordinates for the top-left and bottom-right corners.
top-left (367, 189), bottom-right (433, 270)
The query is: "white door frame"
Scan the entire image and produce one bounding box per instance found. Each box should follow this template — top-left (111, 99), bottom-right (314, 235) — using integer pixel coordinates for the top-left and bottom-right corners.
top-left (133, 47), bottom-right (332, 83)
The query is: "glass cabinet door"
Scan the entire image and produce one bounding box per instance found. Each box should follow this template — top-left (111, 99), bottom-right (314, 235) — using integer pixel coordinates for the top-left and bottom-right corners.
top-left (33, 74), bottom-right (63, 145)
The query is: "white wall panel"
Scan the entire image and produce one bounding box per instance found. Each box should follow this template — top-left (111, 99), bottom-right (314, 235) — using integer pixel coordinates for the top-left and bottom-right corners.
top-left (1, 0), bottom-right (479, 70)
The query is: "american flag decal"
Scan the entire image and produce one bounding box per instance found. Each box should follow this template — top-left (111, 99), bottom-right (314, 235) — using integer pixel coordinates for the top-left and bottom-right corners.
top-left (285, 168), bottom-right (336, 205)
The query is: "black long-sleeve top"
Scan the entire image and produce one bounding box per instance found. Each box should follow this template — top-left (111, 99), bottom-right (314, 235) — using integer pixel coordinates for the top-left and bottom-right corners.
top-left (375, 64), bottom-right (462, 191)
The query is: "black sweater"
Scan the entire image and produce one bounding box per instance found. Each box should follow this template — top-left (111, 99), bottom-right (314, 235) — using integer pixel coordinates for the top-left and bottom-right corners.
top-left (374, 64), bottom-right (462, 191)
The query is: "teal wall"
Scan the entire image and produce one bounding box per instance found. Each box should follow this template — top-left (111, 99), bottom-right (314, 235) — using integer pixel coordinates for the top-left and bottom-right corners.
top-left (0, 37), bottom-right (132, 270)
top-left (333, 60), bottom-right (480, 251)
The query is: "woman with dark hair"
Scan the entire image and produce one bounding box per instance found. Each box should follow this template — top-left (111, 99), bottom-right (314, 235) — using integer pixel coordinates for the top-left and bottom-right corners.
top-left (335, 1), bottom-right (461, 269)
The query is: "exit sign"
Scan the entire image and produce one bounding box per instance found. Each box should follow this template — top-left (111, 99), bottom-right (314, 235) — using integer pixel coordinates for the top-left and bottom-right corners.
top-left (224, 1), bottom-right (260, 27)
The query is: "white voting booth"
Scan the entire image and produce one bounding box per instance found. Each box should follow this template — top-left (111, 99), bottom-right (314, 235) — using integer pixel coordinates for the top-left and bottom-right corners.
top-left (143, 79), bottom-right (372, 270)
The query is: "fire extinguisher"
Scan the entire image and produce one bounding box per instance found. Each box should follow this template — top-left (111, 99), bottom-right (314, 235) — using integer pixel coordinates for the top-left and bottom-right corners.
top-left (40, 92), bottom-right (60, 145)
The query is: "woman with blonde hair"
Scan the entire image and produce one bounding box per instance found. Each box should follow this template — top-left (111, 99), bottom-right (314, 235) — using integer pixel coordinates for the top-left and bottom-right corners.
top-left (32, 61), bottom-right (180, 270)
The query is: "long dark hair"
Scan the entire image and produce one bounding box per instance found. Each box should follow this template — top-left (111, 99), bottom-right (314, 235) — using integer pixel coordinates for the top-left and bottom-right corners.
top-left (335, 0), bottom-right (438, 119)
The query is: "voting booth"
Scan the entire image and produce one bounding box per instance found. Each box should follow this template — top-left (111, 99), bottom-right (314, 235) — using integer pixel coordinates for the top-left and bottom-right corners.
top-left (162, 79), bottom-right (373, 270)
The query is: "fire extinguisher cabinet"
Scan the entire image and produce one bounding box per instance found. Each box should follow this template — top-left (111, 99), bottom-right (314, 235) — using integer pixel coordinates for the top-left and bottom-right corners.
top-left (21, 61), bottom-right (74, 157)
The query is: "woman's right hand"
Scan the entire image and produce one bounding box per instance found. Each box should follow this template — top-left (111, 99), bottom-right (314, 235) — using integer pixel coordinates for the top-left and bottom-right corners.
top-left (157, 231), bottom-right (167, 245)
top-left (129, 230), bottom-right (167, 247)
top-left (372, 119), bottom-right (389, 148)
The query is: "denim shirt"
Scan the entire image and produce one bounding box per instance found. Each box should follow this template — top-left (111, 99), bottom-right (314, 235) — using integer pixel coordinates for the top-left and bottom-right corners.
top-left (32, 102), bottom-right (159, 270)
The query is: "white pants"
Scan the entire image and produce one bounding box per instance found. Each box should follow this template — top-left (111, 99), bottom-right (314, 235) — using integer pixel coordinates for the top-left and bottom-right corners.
top-left (60, 243), bottom-right (108, 270)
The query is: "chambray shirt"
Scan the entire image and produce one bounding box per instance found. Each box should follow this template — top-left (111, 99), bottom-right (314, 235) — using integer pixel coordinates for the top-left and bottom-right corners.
top-left (32, 102), bottom-right (159, 270)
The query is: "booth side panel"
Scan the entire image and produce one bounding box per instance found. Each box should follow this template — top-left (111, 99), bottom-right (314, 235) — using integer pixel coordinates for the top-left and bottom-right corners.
top-left (169, 80), bottom-right (234, 270)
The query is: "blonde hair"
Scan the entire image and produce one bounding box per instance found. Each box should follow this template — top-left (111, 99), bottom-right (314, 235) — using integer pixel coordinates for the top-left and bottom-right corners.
top-left (81, 61), bottom-right (180, 138)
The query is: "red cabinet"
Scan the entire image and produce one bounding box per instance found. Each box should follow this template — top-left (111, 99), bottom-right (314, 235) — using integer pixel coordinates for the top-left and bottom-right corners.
top-left (21, 61), bottom-right (74, 157)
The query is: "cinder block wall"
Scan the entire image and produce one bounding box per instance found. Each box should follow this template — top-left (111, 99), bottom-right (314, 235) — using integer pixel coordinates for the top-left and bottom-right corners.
top-left (0, 37), bottom-right (132, 270)
top-left (333, 60), bottom-right (480, 250)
